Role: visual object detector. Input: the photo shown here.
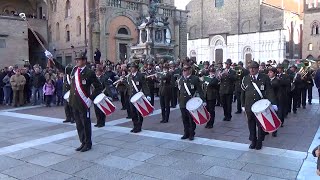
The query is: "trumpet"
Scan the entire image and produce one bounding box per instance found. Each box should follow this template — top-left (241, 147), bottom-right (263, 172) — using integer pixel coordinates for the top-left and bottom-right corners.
top-left (113, 74), bottom-right (130, 86)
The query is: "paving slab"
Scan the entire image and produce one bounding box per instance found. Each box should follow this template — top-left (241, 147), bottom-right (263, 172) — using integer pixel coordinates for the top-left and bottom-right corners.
top-left (5, 148), bottom-right (43, 159)
top-left (242, 163), bottom-right (298, 179)
top-left (145, 155), bottom-right (180, 166)
top-left (0, 156), bottom-right (25, 172)
top-left (74, 164), bottom-right (129, 180)
top-left (203, 166), bottom-right (252, 180)
top-left (26, 170), bottom-right (73, 180)
top-left (49, 158), bottom-right (95, 174)
top-left (1, 163), bottom-right (48, 180)
top-left (121, 173), bottom-right (158, 180)
top-left (22, 152), bottom-right (70, 167)
top-left (127, 152), bottom-right (156, 161)
top-left (94, 155), bottom-right (144, 170)
top-left (197, 156), bottom-right (247, 170)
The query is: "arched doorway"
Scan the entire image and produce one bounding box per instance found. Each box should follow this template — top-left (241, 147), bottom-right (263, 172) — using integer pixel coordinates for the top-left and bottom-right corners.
top-left (107, 16), bottom-right (138, 62)
top-left (210, 35), bottom-right (226, 64)
top-left (243, 46), bottom-right (253, 67)
top-left (28, 29), bottom-right (47, 67)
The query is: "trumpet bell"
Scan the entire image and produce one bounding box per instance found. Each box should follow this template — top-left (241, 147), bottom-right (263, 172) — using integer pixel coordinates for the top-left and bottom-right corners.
top-left (19, 13), bottom-right (26, 20)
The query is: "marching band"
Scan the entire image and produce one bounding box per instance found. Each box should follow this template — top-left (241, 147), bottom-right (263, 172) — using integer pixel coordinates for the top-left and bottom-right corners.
top-left (63, 52), bottom-right (317, 152)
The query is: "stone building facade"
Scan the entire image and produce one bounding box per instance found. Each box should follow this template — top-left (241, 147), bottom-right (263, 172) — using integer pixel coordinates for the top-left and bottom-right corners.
top-left (0, 0), bottom-right (48, 67)
top-left (48, 0), bottom-right (187, 65)
top-left (302, 0), bottom-right (320, 61)
top-left (186, 0), bottom-right (303, 66)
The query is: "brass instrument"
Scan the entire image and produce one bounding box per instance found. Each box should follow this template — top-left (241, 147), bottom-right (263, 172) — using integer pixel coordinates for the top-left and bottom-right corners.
top-left (113, 74), bottom-right (130, 86)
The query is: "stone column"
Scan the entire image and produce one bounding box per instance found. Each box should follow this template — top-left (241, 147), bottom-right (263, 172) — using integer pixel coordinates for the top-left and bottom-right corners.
top-left (99, 6), bottom-right (107, 60)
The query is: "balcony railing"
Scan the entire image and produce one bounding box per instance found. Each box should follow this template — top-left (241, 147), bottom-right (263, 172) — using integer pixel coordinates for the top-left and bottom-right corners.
top-left (107, 0), bottom-right (140, 11)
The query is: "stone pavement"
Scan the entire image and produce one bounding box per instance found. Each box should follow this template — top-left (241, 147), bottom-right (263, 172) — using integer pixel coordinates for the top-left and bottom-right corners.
top-left (0, 92), bottom-right (319, 179)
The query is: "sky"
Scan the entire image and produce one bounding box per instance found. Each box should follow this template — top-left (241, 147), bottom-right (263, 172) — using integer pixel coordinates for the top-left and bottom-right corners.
top-left (174, 0), bottom-right (192, 10)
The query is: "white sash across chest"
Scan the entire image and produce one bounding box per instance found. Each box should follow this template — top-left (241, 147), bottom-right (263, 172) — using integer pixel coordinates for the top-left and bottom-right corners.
top-left (74, 68), bottom-right (90, 108)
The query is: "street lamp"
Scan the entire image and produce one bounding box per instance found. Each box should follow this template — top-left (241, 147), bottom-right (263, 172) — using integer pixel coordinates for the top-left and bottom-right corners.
top-left (19, 13), bottom-right (55, 66)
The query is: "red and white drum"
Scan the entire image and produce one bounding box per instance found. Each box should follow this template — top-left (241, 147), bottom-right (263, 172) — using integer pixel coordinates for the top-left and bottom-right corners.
top-left (130, 92), bottom-right (154, 117)
top-left (93, 93), bottom-right (116, 116)
top-left (63, 90), bottom-right (70, 102)
top-left (186, 97), bottom-right (210, 125)
top-left (251, 99), bottom-right (281, 133)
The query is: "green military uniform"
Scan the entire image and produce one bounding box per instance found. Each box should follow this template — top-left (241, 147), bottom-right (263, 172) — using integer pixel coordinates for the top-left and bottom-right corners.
top-left (219, 60), bottom-right (236, 121)
top-left (234, 64), bottom-right (249, 113)
top-left (159, 68), bottom-right (173, 123)
top-left (178, 67), bottom-right (205, 140)
top-left (170, 65), bottom-right (181, 107)
top-left (241, 61), bottom-right (276, 150)
top-left (63, 66), bottom-right (74, 123)
top-left (69, 52), bottom-right (103, 152)
top-left (125, 65), bottom-right (150, 133)
top-left (202, 72), bottom-right (219, 128)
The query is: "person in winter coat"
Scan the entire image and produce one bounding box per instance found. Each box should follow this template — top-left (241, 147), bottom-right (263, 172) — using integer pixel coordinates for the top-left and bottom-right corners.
top-left (2, 70), bottom-right (13, 106)
top-left (43, 79), bottom-right (55, 107)
top-left (10, 69), bottom-right (26, 107)
top-left (31, 67), bottom-right (46, 105)
top-left (312, 145), bottom-right (320, 176)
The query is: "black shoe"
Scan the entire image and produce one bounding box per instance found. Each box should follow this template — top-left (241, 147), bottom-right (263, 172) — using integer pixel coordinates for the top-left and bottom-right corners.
top-left (94, 124), bottom-right (99, 127)
top-left (249, 141), bottom-right (256, 149)
top-left (181, 135), bottom-right (189, 139)
top-left (303, 106), bottom-right (306, 109)
top-left (235, 111), bottom-right (241, 114)
top-left (223, 118), bottom-right (231, 121)
top-left (75, 144), bottom-right (85, 151)
top-left (130, 128), bottom-right (135, 133)
top-left (63, 120), bottom-right (71, 123)
top-left (70, 121), bottom-right (75, 124)
top-left (189, 136), bottom-right (194, 141)
top-left (255, 141), bottom-right (263, 150)
top-left (272, 131), bottom-right (277, 137)
top-left (121, 108), bottom-right (126, 110)
top-left (132, 129), bottom-right (141, 133)
top-left (126, 116), bottom-right (132, 119)
top-left (205, 124), bottom-right (213, 129)
top-left (293, 111), bottom-right (297, 114)
top-left (222, 117), bottom-right (226, 121)
top-left (160, 120), bottom-right (168, 123)
top-left (309, 102), bottom-right (312, 105)
top-left (80, 145), bottom-right (91, 152)
top-left (281, 124), bottom-right (284, 127)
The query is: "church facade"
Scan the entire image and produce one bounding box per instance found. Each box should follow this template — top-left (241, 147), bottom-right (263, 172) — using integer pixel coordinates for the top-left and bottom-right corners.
top-left (186, 0), bottom-right (303, 66)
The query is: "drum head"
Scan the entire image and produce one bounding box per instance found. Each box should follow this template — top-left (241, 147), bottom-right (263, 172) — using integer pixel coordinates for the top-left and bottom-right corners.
top-left (251, 99), bottom-right (271, 113)
top-left (186, 97), bottom-right (203, 111)
top-left (130, 92), bottom-right (144, 103)
top-left (63, 91), bottom-right (70, 100)
top-left (94, 93), bottom-right (106, 104)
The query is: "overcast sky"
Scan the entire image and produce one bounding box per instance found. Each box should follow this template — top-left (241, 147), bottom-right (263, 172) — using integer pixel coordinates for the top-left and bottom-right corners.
top-left (175, 0), bottom-right (191, 10)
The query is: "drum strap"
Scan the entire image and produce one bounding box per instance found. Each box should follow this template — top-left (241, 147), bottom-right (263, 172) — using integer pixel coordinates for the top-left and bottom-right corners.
top-left (131, 79), bottom-right (139, 93)
top-left (252, 82), bottom-right (264, 99)
top-left (183, 83), bottom-right (192, 96)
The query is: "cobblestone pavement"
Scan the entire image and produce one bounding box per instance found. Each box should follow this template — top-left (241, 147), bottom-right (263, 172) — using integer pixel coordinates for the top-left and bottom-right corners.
top-left (0, 91), bottom-right (318, 179)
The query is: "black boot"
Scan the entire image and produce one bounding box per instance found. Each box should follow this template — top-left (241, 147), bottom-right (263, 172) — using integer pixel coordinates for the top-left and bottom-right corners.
top-left (249, 139), bottom-right (257, 149)
top-left (75, 144), bottom-right (85, 151)
top-left (181, 134), bottom-right (189, 139)
top-left (272, 131), bottom-right (277, 137)
top-left (255, 140), bottom-right (263, 150)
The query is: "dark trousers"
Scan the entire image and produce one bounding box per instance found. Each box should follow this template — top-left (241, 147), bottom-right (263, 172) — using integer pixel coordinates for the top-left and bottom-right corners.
top-left (149, 85), bottom-right (155, 106)
top-left (221, 94), bottom-right (233, 119)
top-left (45, 95), bottom-right (52, 106)
top-left (73, 108), bottom-right (92, 146)
top-left (0, 87), bottom-right (3, 104)
top-left (160, 95), bottom-right (171, 122)
top-left (216, 90), bottom-right (221, 106)
top-left (180, 108), bottom-right (196, 136)
top-left (171, 87), bottom-right (178, 107)
top-left (277, 102), bottom-right (286, 125)
top-left (307, 85), bottom-right (313, 103)
top-left (64, 100), bottom-right (74, 122)
top-left (94, 105), bottom-right (106, 126)
top-left (130, 103), bottom-right (143, 131)
top-left (125, 94), bottom-right (131, 118)
top-left (235, 91), bottom-right (242, 112)
top-left (246, 110), bottom-right (265, 142)
top-left (206, 99), bottom-right (216, 125)
top-left (293, 89), bottom-right (301, 111)
top-left (56, 95), bottom-right (63, 105)
top-left (120, 91), bottom-right (126, 109)
top-left (301, 88), bottom-right (307, 107)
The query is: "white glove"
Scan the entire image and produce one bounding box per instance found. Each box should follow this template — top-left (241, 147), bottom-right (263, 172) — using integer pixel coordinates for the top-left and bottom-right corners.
top-left (272, 105), bottom-right (278, 111)
top-left (85, 98), bottom-right (92, 108)
top-left (107, 96), bottom-right (113, 101)
top-left (147, 96), bottom-right (151, 101)
top-left (241, 107), bottom-right (245, 112)
top-left (203, 102), bottom-right (207, 107)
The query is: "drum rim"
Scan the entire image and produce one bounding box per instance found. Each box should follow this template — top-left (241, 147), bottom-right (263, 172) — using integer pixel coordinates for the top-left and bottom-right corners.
top-left (130, 92), bottom-right (144, 103)
top-left (94, 93), bottom-right (106, 104)
top-left (186, 97), bottom-right (203, 111)
top-left (251, 99), bottom-right (271, 113)
top-left (63, 91), bottom-right (70, 99)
